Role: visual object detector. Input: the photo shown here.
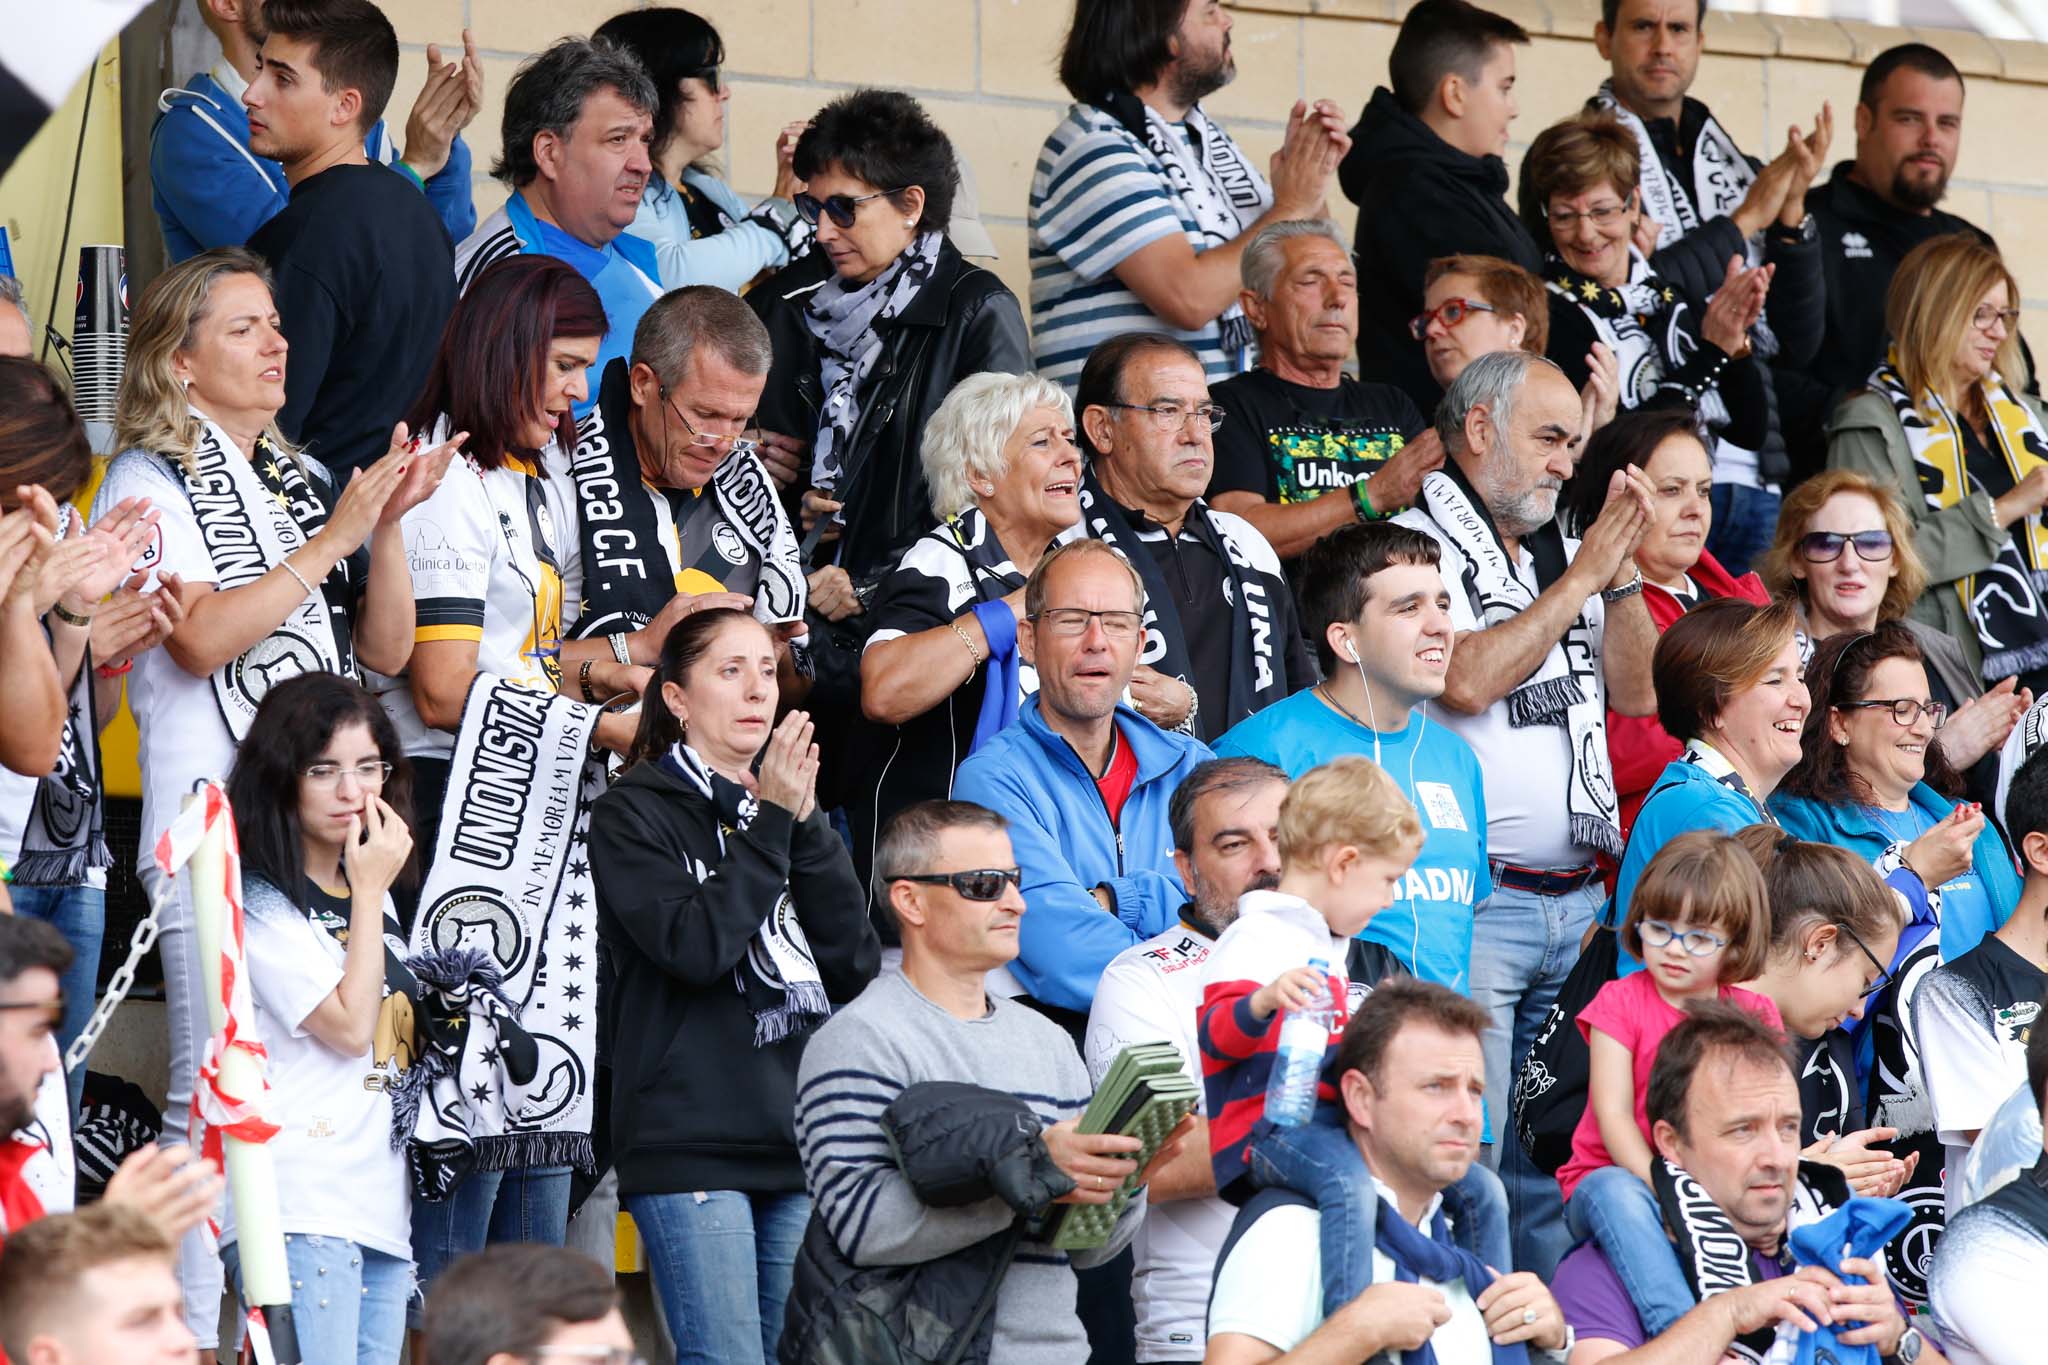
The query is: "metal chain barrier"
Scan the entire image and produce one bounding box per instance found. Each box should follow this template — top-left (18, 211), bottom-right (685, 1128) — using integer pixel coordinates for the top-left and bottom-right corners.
top-left (63, 878), bottom-right (170, 1072)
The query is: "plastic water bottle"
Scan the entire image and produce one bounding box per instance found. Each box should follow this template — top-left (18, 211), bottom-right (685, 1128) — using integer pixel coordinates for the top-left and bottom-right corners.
top-left (1263, 958), bottom-right (1336, 1128)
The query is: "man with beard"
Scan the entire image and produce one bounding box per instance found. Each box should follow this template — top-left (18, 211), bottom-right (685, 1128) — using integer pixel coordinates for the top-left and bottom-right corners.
top-left (242, 0), bottom-right (458, 477)
top-left (1028, 0), bottom-right (1350, 390)
top-left (1082, 756), bottom-right (1287, 1365)
top-left (455, 38), bottom-right (663, 419)
top-left (150, 0), bottom-right (481, 264)
top-left (1393, 349), bottom-right (1656, 1277)
top-left (1777, 44), bottom-right (2023, 462)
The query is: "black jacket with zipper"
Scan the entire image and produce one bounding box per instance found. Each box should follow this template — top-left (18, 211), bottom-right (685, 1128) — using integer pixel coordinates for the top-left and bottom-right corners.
top-left (590, 758), bottom-right (880, 1197)
top-left (750, 237), bottom-right (1033, 583)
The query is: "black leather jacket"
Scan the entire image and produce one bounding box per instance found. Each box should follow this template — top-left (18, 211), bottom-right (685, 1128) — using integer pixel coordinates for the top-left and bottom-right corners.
top-left (751, 237), bottom-right (1032, 582)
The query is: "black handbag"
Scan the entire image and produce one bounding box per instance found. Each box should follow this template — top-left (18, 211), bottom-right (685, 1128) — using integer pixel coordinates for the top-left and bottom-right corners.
top-left (1510, 901), bottom-right (1619, 1176)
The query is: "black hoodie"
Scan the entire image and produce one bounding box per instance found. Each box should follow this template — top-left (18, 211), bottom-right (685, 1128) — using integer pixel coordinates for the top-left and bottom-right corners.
top-left (590, 757), bottom-right (880, 1196)
top-left (1339, 87), bottom-right (1543, 414)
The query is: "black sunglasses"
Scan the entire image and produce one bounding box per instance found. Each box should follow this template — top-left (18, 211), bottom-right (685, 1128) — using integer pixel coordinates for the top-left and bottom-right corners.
top-left (892, 868), bottom-right (1023, 902)
top-left (1797, 530), bottom-right (1893, 563)
top-left (794, 188), bottom-right (905, 229)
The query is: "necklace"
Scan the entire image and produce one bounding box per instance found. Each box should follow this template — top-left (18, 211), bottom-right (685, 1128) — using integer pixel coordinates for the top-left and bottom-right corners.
top-left (1862, 801), bottom-right (1925, 847)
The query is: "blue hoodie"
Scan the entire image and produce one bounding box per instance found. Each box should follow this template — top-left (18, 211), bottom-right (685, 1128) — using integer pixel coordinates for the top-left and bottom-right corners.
top-left (150, 68), bottom-right (475, 264)
top-left (952, 697), bottom-right (1212, 1014)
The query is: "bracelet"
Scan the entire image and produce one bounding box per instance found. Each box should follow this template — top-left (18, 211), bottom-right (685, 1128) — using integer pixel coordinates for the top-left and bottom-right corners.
top-left (608, 631), bottom-right (634, 666)
top-left (50, 600), bottom-right (94, 628)
top-left (947, 619), bottom-right (985, 668)
top-left (1600, 567), bottom-right (1644, 603)
top-left (579, 659), bottom-right (596, 702)
top-left (392, 159), bottom-right (427, 193)
top-left (96, 658), bottom-right (134, 679)
top-left (278, 557), bottom-right (315, 597)
top-left (1349, 476), bottom-right (1389, 523)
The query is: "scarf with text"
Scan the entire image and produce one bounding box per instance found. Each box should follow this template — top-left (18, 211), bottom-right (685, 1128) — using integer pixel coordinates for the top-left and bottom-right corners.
top-left (391, 943), bottom-right (540, 1200)
top-left (409, 676), bottom-right (600, 1173)
top-left (168, 418), bottom-right (353, 738)
top-left (570, 359), bottom-right (805, 638)
top-left (1872, 352), bottom-right (2048, 680)
top-left (14, 609), bottom-right (109, 886)
top-left (1545, 251), bottom-right (1736, 431)
top-left (1422, 463), bottom-right (1620, 856)
top-left (804, 229), bottom-right (944, 492)
top-left (1589, 84), bottom-right (1756, 249)
top-left (1077, 466), bottom-right (1288, 734)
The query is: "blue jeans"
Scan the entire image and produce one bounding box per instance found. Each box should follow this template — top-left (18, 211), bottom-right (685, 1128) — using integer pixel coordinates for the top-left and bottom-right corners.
top-left (224, 1235), bottom-right (411, 1365)
top-left (407, 1165), bottom-right (572, 1325)
top-left (623, 1189), bottom-right (809, 1365)
top-left (1706, 482), bottom-right (1781, 579)
top-left (11, 882), bottom-right (102, 1116)
top-left (1249, 1112), bottom-right (1511, 1316)
top-left (1566, 1165), bottom-right (1692, 1335)
top-left (1469, 879), bottom-right (1600, 1279)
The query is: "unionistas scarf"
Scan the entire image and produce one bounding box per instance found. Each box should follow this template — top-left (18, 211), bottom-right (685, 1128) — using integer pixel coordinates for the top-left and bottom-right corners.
top-left (392, 944), bottom-right (540, 1200)
top-left (657, 741), bottom-right (829, 1045)
top-left (1589, 83), bottom-right (1755, 250)
top-left (803, 230), bottom-right (944, 493)
top-left (1421, 463), bottom-right (1622, 856)
top-left (15, 521), bottom-right (109, 884)
top-left (1871, 350), bottom-right (2048, 680)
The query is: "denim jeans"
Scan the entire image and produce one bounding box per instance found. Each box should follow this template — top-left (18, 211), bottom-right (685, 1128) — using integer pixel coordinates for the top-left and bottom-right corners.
top-left (11, 881), bottom-right (103, 1115)
top-left (1249, 1112), bottom-right (1512, 1316)
top-left (623, 1188), bottom-right (809, 1365)
top-left (224, 1235), bottom-right (411, 1365)
top-left (1469, 879), bottom-right (1600, 1278)
top-left (1565, 1165), bottom-right (1692, 1335)
top-left (407, 1164), bottom-right (572, 1325)
top-left (1706, 482), bottom-right (1781, 579)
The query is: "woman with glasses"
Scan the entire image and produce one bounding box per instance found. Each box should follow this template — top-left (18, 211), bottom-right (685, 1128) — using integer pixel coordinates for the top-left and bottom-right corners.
top-left (593, 8), bottom-right (809, 294)
top-left (1828, 232), bottom-right (2048, 699)
top-left (1415, 253), bottom-right (1620, 440)
top-left (224, 672), bottom-right (421, 1365)
top-left (590, 607), bottom-right (878, 1365)
top-left (750, 88), bottom-right (1031, 582)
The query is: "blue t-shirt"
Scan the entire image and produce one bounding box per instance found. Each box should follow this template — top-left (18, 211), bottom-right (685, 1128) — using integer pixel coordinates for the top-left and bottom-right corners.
top-left (1215, 691), bottom-right (1491, 991)
top-left (516, 204), bottom-right (658, 419)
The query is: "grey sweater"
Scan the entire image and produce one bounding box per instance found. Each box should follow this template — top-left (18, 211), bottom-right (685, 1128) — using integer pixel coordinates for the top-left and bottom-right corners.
top-left (793, 970), bottom-right (1143, 1363)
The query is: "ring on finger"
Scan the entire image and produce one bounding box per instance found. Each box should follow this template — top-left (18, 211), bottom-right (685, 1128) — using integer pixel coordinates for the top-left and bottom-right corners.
top-left (1520, 1307), bottom-right (1537, 1327)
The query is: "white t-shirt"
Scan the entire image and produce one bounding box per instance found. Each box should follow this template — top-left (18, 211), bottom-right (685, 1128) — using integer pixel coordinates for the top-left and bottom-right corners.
top-left (1929, 1194), bottom-right (2048, 1365)
top-left (227, 890), bottom-right (409, 1259)
top-left (1394, 508), bottom-right (1607, 869)
top-left (1206, 1184), bottom-right (1492, 1363)
top-left (1913, 941), bottom-right (2045, 1219)
top-left (379, 430), bottom-right (573, 758)
top-left (1085, 923), bottom-right (1233, 1363)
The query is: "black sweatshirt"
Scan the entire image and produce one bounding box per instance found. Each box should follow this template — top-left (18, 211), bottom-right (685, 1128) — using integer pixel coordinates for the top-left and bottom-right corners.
top-left (589, 759), bottom-right (880, 1196)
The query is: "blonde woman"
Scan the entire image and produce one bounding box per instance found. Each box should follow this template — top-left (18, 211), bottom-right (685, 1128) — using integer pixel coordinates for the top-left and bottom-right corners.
top-left (1829, 232), bottom-right (2048, 696)
top-left (91, 245), bottom-right (455, 1353)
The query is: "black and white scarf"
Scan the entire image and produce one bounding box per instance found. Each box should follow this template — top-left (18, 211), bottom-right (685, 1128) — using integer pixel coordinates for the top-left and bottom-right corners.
top-left (1421, 462), bottom-right (1621, 856)
top-left (658, 742), bottom-right (828, 1045)
top-left (1871, 352), bottom-right (2048, 680)
top-left (169, 418), bottom-right (353, 738)
top-left (1547, 251), bottom-right (1734, 424)
top-left (804, 230), bottom-right (944, 492)
top-left (1096, 91), bottom-right (1269, 361)
top-left (14, 554), bottom-right (109, 885)
top-left (1678, 739), bottom-right (1774, 823)
top-left (1589, 83), bottom-right (1755, 249)
top-left (409, 676), bottom-right (600, 1173)
top-left (1076, 466), bottom-right (1290, 734)
top-left (569, 359), bottom-right (807, 636)
top-left (391, 943), bottom-right (539, 1201)
top-left (1652, 1155), bottom-right (1852, 1364)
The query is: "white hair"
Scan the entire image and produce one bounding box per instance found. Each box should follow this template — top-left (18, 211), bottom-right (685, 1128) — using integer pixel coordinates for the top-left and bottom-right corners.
top-left (1239, 219), bottom-right (1348, 301)
top-left (920, 371), bottom-right (1075, 520)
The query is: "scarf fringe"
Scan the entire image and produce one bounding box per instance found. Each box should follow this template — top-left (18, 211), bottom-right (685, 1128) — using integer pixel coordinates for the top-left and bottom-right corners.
top-left (1984, 636), bottom-right (2048, 683)
top-left (471, 1132), bottom-right (595, 1175)
top-left (10, 842), bottom-right (106, 888)
top-left (1571, 813), bottom-right (1624, 860)
top-left (1506, 675), bottom-right (1583, 729)
top-left (752, 982), bottom-right (832, 1048)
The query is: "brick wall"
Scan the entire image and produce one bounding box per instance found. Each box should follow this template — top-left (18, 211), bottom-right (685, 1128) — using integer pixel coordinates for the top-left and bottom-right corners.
top-left (387, 0), bottom-right (2048, 338)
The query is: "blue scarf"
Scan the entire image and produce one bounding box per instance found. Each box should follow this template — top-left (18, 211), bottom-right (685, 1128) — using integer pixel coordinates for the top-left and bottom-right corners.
top-left (970, 599), bottom-right (1021, 751)
top-left (1373, 1195), bottom-right (1529, 1365)
top-left (1785, 1197), bottom-right (1913, 1365)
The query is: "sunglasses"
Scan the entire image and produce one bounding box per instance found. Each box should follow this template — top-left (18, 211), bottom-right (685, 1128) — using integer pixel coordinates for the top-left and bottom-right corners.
top-left (892, 868), bottom-right (1024, 901)
top-left (1408, 297), bottom-right (1498, 341)
top-left (793, 188), bottom-right (903, 229)
top-left (1797, 530), bottom-right (1893, 563)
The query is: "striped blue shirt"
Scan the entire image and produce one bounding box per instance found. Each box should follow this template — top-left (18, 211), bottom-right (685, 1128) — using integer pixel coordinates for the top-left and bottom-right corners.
top-left (1028, 102), bottom-right (1261, 391)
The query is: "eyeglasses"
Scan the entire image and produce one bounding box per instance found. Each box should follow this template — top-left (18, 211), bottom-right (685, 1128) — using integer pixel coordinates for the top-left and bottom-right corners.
top-left (1837, 697), bottom-right (1948, 729)
top-left (1639, 919), bottom-right (1729, 958)
top-left (891, 868), bottom-right (1024, 901)
top-left (301, 760), bottom-right (393, 789)
top-left (1546, 198), bottom-right (1634, 232)
top-left (1973, 304), bottom-right (2021, 334)
top-left (1103, 401), bottom-right (1226, 433)
top-left (1408, 297), bottom-right (1497, 341)
top-left (793, 188), bottom-right (903, 229)
top-left (530, 1349), bottom-right (647, 1365)
top-left (1028, 607), bottom-right (1145, 639)
top-left (663, 389), bottom-right (758, 453)
top-left (1796, 530), bottom-right (1893, 563)
top-left (1832, 921), bottom-right (1894, 1000)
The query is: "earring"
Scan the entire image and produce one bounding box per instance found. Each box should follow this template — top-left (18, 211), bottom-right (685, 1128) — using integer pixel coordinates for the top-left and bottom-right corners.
top-left (905, 219), bottom-right (915, 228)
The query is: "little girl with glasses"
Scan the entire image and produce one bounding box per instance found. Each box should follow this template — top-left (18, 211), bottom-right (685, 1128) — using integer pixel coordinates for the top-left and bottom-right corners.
top-left (1554, 831), bottom-right (1782, 1337)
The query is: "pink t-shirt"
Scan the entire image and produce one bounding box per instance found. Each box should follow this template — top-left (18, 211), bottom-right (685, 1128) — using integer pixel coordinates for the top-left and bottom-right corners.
top-left (1555, 971), bottom-right (1783, 1201)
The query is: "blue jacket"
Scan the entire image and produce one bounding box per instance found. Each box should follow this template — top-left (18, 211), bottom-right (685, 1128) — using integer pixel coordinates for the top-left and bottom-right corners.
top-left (952, 697), bottom-right (1211, 1014)
top-left (150, 70), bottom-right (475, 263)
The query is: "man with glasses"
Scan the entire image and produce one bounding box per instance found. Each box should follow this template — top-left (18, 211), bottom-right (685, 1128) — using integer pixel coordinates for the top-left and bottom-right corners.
top-left (793, 799), bottom-right (1183, 1365)
top-left (421, 1243), bottom-right (640, 1365)
top-left (953, 539), bottom-right (1213, 1024)
top-left (1206, 222), bottom-right (1444, 564)
top-left (1072, 333), bottom-right (1311, 743)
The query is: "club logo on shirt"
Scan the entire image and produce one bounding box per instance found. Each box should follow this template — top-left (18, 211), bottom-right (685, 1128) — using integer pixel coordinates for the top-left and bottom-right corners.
top-left (1842, 231), bottom-right (1874, 260)
top-left (132, 521), bottom-right (162, 573)
top-left (1414, 781), bottom-right (1467, 831)
top-left (1996, 999), bottom-right (2040, 1043)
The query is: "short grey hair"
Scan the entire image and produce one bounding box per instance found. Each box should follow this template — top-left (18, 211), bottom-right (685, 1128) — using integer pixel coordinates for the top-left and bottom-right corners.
top-left (920, 371), bottom-right (1075, 520)
top-left (631, 286), bottom-right (772, 390)
top-left (0, 276), bottom-right (26, 329)
top-left (1240, 219), bottom-right (1348, 301)
top-left (493, 37), bottom-right (659, 187)
top-left (871, 800), bottom-right (1011, 928)
top-left (1433, 349), bottom-right (1563, 456)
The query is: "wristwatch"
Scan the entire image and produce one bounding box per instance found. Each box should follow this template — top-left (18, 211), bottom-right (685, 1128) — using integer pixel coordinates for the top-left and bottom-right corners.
top-left (1600, 568), bottom-right (1644, 603)
top-left (1883, 1325), bottom-right (1924, 1364)
top-left (1768, 212), bottom-right (1818, 247)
